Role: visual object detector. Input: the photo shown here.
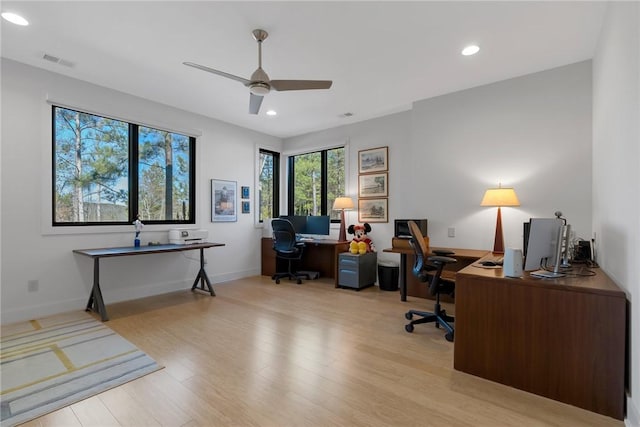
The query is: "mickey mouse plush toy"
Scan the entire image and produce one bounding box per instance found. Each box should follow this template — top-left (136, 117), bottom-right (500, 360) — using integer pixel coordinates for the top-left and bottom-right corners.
top-left (348, 223), bottom-right (376, 254)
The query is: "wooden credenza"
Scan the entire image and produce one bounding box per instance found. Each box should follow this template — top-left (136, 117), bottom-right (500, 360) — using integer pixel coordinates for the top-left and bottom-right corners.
top-left (454, 263), bottom-right (627, 420)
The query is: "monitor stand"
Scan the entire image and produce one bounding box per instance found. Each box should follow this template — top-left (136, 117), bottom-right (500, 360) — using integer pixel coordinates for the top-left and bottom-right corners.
top-left (531, 269), bottom-right (565, 279)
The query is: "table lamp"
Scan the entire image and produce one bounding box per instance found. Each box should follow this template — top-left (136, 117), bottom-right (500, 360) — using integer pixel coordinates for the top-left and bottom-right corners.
top-left (333, 197), bottom-right (354, 242)
top-left (480, 185), bottom-right (520, 253)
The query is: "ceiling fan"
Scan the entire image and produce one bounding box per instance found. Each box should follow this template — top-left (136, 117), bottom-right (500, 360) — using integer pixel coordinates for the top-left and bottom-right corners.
top-left (184, 29), bottom-right (333, 115)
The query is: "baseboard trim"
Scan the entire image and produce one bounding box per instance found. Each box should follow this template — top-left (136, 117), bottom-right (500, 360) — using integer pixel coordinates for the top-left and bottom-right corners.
top-left (1, 269), bottom-right (260, 324)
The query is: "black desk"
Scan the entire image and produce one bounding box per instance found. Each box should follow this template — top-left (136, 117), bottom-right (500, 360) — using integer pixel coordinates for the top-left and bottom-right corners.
top-left (73, 242), bottom-right (225, 321)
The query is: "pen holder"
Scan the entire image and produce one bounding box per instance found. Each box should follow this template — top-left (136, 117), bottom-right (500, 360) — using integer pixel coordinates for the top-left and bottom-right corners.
top-left (134, 237), bottom-right (140, 247)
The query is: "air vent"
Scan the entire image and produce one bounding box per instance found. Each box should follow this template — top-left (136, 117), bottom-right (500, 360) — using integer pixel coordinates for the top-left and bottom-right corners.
top-left (43, 53), bottom-right (60, 63)
top-left (42, 53), bottom-right (74, 68)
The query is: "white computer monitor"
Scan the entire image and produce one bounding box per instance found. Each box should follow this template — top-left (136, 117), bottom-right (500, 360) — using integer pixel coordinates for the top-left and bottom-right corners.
top-left (524, 218), bottom-right (564, 277)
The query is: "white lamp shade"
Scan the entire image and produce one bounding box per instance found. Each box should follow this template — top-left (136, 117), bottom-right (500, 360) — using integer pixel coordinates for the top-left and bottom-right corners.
top-left (333, 197), bottom-right (354, 210)
top-left (480, 187), bottom-right (520, 207)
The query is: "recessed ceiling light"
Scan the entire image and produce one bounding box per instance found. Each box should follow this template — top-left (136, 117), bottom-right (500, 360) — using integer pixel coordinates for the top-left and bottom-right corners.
top-left (461, 45), bottom-right (480, 56)
top-left (1, 12), bottom-right (29, 26)
top-left (266, 110), bottom-right (277, 116)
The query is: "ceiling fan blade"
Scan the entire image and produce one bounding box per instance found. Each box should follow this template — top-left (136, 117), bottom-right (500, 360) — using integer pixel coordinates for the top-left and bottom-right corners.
top-left (270, 80), bottom-right (333, 91)
top-left (249, 93), bottom-right (264, 115)
top-left (183, 62), bottom-right (251, 85)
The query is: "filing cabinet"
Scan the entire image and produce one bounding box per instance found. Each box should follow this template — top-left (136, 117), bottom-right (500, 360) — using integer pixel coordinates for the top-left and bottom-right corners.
top-left (338, 252), bottom-right (377, 289)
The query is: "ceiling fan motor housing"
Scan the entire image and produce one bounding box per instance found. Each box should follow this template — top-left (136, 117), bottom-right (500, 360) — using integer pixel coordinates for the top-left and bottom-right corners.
top-left (249, 82), bottom-right (270, 95)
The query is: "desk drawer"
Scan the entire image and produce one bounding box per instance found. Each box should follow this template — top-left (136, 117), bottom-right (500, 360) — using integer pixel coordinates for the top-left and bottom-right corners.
top-left (338, 252), bottom-right (377, 289)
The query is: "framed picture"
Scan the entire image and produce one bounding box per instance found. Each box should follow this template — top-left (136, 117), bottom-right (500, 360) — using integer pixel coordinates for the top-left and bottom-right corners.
top-left (241, 186), bottom-right (250, 199)
top-left (242, 201), bottom-right (250, 214)
top-left (358, 146), bottom-right (388, 174)
top-left (211, 179), bottom-right (237, 222)
top-left (358, 172), bottom-right (388, 198)
top-left (358, 198), bottom-right (388, 223)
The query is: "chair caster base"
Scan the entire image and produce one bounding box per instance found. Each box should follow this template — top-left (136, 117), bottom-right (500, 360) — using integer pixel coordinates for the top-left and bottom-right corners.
top-left (445, 332), bottom-right (454, 342)
top-left (405, 323), bottom-right (414, 333)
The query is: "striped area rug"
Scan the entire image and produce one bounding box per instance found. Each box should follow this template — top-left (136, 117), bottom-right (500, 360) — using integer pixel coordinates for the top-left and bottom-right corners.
top-left (0, 311), bottom-right (162, 426)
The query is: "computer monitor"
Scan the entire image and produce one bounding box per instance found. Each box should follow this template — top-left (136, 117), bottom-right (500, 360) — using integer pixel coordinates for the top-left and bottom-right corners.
top-left (305, 215), bottom-right (330, 236)
top-left (524, 218), bottom-right (565, 278)
top-left (279, 215), bottom-right (307, 234)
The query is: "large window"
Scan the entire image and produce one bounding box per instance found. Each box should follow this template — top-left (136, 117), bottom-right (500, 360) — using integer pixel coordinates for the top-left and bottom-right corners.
top-left (52, 106), bottom-right (195, 225)
top-left (287, 147), bottom-right (345, 221)
top-left (258, 149), bottom-right (279, 222)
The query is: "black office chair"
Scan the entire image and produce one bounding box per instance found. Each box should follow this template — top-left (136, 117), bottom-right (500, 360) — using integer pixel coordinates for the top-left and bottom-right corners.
top-left (271, 219), bottom-right (310, 285)
top-left (404, 220), bottom-right (457, 342)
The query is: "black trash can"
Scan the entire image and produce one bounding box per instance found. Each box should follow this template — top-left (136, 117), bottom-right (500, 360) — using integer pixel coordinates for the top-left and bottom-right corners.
top-left (378, 261), bottom-right (399, 291)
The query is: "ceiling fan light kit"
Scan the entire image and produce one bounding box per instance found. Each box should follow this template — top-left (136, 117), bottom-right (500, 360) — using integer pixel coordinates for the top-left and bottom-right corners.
top-left (184, 29), bottom-right (332, 115)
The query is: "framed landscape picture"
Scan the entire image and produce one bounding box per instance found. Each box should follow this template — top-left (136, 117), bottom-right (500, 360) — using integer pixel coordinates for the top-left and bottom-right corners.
top-left (211, 179), bottom-right (237, 222)
top-left (358, 146), bottom-right (388, 174)
top-left (358, 198), bottom-right (388, 223)
top-left (358, 172), bottom-right (388, 198)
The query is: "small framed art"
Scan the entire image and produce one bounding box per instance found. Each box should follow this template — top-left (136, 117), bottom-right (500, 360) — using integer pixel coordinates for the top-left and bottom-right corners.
top-left (211, 179), bottom-right (237, 222)
top-left (358, 172), bottom-right (388, 198)
top-left (241, 186), bottom-right (250, 199)
top-left (358, 146), bottom-right (388, 174)
top-left (242, 201), bottom-right (250, 214)
top-left (358, 198), bottom-right (388, 223)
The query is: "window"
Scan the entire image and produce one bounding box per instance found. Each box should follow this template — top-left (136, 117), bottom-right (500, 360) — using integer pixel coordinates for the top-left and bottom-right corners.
top-left (52, 106), bottom-right (195, 225)
top-left (258, 149), bottom-right (279, 222)
top-left (287, 147), bottom-right (345, 221)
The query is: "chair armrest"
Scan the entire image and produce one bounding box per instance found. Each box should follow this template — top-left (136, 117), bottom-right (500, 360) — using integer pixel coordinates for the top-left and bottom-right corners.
top-left (427, 255), bottom-right (457, 265)
top-left (432, 249), bottom-right (455, 256)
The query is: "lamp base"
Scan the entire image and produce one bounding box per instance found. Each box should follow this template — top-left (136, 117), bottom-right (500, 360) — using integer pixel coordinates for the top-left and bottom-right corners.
top-left (493, 206), bottom-right (505, 254)
top-left (338, 210), bottom-right (347, 242)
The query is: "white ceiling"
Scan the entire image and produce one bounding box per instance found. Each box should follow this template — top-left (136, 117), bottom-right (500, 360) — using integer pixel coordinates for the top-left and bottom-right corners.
top-left (1, 1), bottom-right (607, 139)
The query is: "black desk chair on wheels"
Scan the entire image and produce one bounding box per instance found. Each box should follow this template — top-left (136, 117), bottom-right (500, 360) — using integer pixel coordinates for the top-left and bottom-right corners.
top-left (271, 219), bottom-right (310, 285)
top-left (404, 220), bottom-right (457, 342)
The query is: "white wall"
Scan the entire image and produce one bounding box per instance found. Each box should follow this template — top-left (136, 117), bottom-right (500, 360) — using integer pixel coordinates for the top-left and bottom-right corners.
top-left (410, 61), bottom-right (593, 250)
top-left (282, 111), bottom-right (411, 264)
top-left (0, 58), bottom-right (282, 323)
top-left (593, 3), bottom-right (640, 425)
top-left (286, 62), bottom-right (593, 264)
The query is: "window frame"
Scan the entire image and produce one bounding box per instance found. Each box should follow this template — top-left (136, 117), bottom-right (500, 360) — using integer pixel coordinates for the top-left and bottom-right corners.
top-left (286, 146), bottom-right (345, 222)
top-left (51, 105), bottom-right (196, 226)
top-left (257, 148), bottom-right (280, 223)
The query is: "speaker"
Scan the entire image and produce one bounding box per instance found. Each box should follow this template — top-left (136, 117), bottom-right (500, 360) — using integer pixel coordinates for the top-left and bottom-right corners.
top-left (503, 248), bottom-right (523, 278)
top-left (574, 240), bottom-right (592, 262)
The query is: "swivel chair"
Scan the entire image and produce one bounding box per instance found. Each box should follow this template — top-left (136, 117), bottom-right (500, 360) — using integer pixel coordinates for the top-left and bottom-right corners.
top-left (404, 220), bottom-right (457, 342)
top-left (271, 218), bottom-right (310, 285)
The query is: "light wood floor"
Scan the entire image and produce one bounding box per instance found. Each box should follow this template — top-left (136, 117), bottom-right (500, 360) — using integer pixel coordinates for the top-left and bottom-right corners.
top-left (22, 276), bottom-right (622, 427)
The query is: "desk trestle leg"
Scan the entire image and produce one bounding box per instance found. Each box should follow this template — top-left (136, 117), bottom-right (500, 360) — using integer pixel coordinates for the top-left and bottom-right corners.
top-left (86, 258), bottom-right (109, 321)
top-left (191, 248), bottom-right (216, 296)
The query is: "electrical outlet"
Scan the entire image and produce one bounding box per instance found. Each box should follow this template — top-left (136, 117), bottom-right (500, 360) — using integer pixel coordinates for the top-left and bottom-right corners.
top-left (448, 227), bottom-right (455, 238)
top-left (28, 279), bottom-right (39, 292)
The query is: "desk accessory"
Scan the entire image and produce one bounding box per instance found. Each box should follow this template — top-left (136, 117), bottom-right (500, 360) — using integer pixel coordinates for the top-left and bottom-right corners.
top-left (133, 216), bottom-right (143, 247)
top-left (480, 184), bottom-right (520, 253)
top-left (503, 248), bottom-right (523, 277)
